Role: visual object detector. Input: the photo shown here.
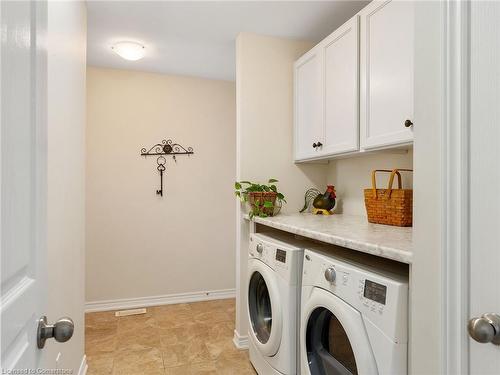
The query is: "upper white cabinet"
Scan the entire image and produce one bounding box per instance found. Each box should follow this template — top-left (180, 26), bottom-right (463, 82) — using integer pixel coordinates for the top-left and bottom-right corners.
top-left (322, 16), bottom-right (360, 156)
top-left (359, 0), bottom-right (414, 149)
top-left (293, 1), bottom-right (415, 161)
top-left (294, 16), bottom-right (359, 162)
top-left (294, 49), bottom-right (323, 161)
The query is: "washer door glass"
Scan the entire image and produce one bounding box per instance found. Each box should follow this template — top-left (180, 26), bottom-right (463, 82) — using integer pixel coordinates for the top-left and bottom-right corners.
top-left (306, 307), bottom-right (358, 375)
top-left (248, 271), bottom-right (272, 344)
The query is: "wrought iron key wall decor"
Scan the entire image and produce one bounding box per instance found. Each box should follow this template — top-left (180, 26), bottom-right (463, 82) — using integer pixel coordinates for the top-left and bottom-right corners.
top-left (140, 139), bottom-right (194, 196)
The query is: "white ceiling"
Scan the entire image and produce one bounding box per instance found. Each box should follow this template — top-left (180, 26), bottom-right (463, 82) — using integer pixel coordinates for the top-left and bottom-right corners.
top-left (87, 1), bottom-right (369, 81)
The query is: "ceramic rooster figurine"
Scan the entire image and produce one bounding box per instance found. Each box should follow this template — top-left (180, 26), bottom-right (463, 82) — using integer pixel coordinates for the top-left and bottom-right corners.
top-left (300, 185), bottom-right (336, 215)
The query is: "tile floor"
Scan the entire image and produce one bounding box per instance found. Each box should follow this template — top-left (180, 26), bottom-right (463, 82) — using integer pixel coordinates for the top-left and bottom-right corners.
top-left (85, 299), bottom-right (256, 375)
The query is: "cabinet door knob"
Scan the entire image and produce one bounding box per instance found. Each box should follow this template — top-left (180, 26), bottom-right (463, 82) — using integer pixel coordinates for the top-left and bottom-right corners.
top-left (317, 142), bottom-right (323, 147)
top-left (312, 143), bottom-right (317, 148)
top-left (404, 120), bottom-right (413, 128)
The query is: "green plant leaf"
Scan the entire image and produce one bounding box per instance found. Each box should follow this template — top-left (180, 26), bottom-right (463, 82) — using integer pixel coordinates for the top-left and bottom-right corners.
top-left (268, 178), bottom-right (279, 183)
top-left (235, 191), bottom-right (240, 197)
top-left (277, 193), bottom-right (285, 200)
top-left (270, 185), bottom-right (277, 192)
top-left (240, 181), bottom-right (252, 185)
top-left (235, 182), bottom-right (242, 190)
top-left (263, 201), bottom-right (274, 208)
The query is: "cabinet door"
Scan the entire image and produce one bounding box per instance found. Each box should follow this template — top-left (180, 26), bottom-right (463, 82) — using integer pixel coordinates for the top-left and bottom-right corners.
top-left (322, 16), bottom-right (359, 156)
top-left (360, 0), bottom-right (414, 150)
top-left (294, 49), bottom-right (323, 161)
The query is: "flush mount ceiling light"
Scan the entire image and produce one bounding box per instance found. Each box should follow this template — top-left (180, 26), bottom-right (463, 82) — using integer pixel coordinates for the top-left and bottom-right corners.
top-left (111, 41), bottom-right (145, 61)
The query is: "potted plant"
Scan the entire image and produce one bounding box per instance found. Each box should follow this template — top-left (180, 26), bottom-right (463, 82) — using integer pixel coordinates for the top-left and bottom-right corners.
top-left (235, 179), bottom-right (286, 219)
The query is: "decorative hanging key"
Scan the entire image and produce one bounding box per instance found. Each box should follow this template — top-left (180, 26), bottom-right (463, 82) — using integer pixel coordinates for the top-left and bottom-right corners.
top-left (140, 139), bottom-right (194, 197)
top-left (156, 156), bottom-right (166, 196)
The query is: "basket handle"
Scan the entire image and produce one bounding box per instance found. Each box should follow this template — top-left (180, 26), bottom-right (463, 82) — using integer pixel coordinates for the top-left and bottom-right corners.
top-left (371, 169), bottom-right (413, 199)
top-left (372, 170), bottom-right (400, 199)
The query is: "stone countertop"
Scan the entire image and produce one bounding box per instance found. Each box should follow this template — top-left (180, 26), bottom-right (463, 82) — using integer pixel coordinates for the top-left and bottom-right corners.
top-left (248, 213), bottom-right (413, 264)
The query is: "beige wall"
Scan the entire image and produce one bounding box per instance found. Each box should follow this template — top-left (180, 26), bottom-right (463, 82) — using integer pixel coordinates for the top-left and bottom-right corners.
top-left (44, 1), bottom-right (86, 371)
top-left (236, 34), bottom-right (327, 214)
top-left (235, 33), bottom-right (328, 338)
top-left (327, 150), bottom-right (413, 216)
top-left (86, 67), bottom-right (236, 303)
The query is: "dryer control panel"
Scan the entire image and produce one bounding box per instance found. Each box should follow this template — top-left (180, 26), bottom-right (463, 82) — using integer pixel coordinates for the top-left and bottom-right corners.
top-left (302, 249), bottom-right (408, 343)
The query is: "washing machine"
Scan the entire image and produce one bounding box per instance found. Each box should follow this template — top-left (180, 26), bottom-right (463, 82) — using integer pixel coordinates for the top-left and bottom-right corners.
top-left (247, 233), bottom-right (304, 375)
top-left (300, 248), bottom-right (408, 375)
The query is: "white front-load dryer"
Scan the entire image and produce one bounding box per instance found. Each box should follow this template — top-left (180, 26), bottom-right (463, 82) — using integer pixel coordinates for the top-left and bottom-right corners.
top-left (247, 233), bottom-right (304, 375)
top-left (300, 249), bottom-right (408, 375)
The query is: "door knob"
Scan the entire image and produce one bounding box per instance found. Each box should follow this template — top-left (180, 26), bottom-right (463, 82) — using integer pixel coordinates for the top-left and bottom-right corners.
top-left (37, 316), bottom-right (74, 349)
top-left (312, 143), bottom-right (317, 148)
top-left (468, 313), bottom-right (500, 345)
top-left (316, 142), bottom-right (323, 147)
top-left (404, 119), bottom-right (413, 127)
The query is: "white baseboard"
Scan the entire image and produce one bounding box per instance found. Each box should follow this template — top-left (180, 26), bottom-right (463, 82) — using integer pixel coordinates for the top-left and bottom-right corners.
top-left (78, 355), bottom-right (87, 375)
top-left (85, 288), bottom-right (236, 313)
top-left (233, 329), bottom-right (249, 350)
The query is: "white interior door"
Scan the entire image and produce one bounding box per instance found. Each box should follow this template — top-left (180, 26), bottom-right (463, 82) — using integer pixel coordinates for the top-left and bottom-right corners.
top-left (1, 0), bottom-right (48, 369)
top-left (468, 1), bottom-right (500, 373)
top-left (2, 2), bottom-right (86, 371)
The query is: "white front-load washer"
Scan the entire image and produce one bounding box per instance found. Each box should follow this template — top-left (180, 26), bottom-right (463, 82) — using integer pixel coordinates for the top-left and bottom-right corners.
top-left (300, 248), bottom-right (408, 375)
top-left (247, 233), bottom-right (304, 375)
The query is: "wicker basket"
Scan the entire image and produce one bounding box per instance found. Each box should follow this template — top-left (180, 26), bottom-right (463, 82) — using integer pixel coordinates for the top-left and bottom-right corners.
top-left (248, 192), bottom-right (278, 216)
top-left (364, 169), bottom-right (413, 227)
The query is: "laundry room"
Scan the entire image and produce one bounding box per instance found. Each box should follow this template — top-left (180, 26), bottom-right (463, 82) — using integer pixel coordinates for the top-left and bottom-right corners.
top-left (82, 1), bottom-right (430, 372)
top-left (4, 1), bottom-right (499, 374)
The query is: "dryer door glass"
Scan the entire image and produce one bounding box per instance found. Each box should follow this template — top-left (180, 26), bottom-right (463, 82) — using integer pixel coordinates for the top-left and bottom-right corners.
top-left (248, 271), bottom-right (272, 344)
top-left (306, 307), bottom-right (358, 375)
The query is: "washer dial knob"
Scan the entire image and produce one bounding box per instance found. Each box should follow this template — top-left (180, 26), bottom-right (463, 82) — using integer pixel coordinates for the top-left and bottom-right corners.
top-left (256, 243), bottom-right (264, 254)
top-left (324, 267), bottom-right (336, 283)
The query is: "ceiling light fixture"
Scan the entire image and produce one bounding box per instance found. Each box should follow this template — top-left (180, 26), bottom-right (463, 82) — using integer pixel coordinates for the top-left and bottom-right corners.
top-left (111, 41), bottom-right (145, 61)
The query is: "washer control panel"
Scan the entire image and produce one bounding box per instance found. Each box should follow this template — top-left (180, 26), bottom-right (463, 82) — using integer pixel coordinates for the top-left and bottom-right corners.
top-left (249, 233), bottom-right (304, 285)
top-left (248, 236), bottom-right (273, 264)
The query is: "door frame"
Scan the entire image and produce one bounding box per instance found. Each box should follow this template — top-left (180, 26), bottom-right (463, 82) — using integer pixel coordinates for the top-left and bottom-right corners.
top-left (441, 0), bottom-right (471, 373)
